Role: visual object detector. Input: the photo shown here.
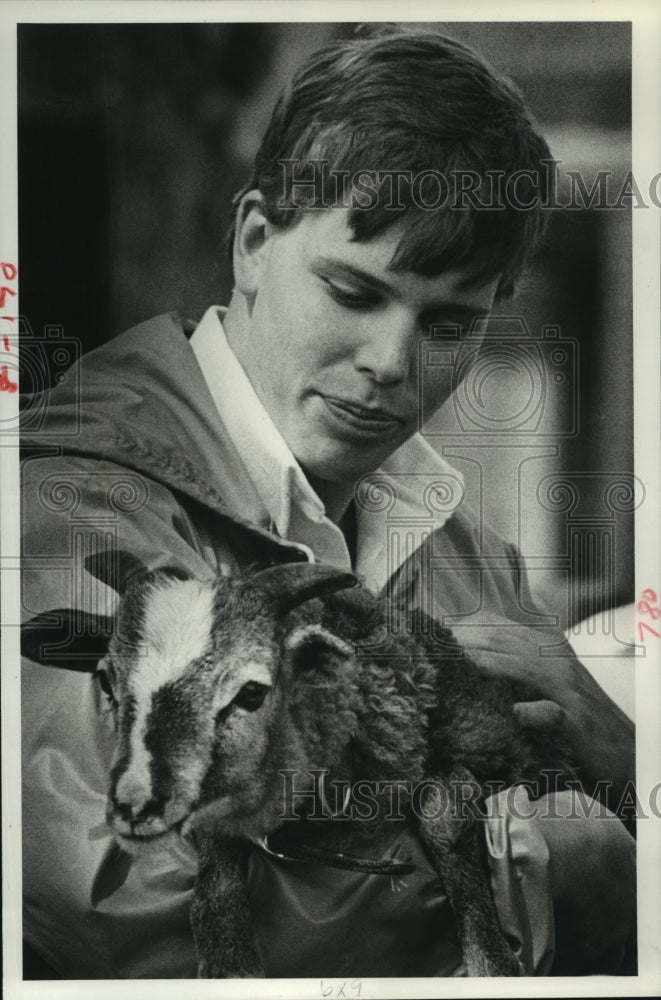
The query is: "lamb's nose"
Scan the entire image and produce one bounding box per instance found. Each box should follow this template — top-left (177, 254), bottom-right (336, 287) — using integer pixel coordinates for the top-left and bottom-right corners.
top-left (111, 794), bottom-right (135, 824)
top-left (111, 790), bottom-right (170, 825)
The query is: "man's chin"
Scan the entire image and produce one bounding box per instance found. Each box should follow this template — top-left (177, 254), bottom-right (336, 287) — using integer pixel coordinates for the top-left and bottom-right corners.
top-left (297, 438), bottom-right (408, 490)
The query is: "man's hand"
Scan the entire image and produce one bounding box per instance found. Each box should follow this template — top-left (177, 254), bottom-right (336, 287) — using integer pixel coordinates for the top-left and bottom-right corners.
top-left (450, 615), bottom-right (635, 816)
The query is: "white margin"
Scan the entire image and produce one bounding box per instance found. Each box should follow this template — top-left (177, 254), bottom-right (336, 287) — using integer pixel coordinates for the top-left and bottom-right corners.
top-left (1, 2), bottom-right (659, 999)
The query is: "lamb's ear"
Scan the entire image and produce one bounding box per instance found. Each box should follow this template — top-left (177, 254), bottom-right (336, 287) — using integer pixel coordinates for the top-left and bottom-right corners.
top-left (284, 624), bottom-right (354, 677)
top-left (85, 550), bottom-right (193, 599)
top-left (85, 548), bottom-right (150, 593)
top-left (21, 609), bottom-right (115, 671)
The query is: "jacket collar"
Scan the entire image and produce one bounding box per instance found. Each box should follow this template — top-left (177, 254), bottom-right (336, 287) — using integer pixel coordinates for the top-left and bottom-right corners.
top-left (21, 312), bottom-right (307, 561)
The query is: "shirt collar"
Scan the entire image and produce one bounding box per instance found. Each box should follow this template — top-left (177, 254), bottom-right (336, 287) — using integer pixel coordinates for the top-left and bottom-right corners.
top-left (190, 305), bottom-right (463, 589)
top-left (190, 306), bottom-right (348, 568)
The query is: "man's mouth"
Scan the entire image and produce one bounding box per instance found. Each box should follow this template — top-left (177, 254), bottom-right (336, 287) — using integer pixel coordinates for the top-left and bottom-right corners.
top-left (320, 395), bottom-right (404, 434)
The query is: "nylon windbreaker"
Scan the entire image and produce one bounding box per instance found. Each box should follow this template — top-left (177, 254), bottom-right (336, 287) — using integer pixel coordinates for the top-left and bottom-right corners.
top-left (20, 313), bottom-right (555, 978)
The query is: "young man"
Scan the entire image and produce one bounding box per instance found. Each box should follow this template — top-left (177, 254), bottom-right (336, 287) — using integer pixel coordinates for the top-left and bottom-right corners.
top-left (21, 29), bottom-right (635, 978)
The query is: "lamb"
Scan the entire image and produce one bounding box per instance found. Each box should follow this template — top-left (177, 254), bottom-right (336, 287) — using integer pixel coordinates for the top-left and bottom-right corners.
top-left (23, 558), bottom-right (572, 977)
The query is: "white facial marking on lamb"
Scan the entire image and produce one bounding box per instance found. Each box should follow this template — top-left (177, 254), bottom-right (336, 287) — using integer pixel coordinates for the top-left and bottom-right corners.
top-left (114, 716), bottom-right (153, 816)
top-left (133, 577), bottom-right (215, 697)
top-left (110, 578), bottom-right (216, 824)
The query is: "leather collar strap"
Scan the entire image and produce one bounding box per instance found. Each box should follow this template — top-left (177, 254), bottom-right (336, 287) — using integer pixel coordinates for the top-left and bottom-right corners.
top-left (253, 835), bottom-right (417, 876)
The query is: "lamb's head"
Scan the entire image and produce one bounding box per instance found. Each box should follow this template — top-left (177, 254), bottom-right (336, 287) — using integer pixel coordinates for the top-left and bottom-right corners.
top-left (102, 562), bottom-right (360, 850)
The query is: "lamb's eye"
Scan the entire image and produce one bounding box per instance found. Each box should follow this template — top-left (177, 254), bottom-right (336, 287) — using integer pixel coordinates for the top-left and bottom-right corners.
top-left (95, 666), bottom-right (117, 707)
top-left (232, 681), bottom-right (269, 712)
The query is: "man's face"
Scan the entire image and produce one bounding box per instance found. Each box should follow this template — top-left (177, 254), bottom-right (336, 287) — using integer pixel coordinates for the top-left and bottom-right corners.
top-left (230, 207), bottom-right (500, 485)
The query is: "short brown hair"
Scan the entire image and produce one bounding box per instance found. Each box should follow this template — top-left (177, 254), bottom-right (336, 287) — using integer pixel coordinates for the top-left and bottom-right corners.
top-left (229, 28), bottom-right (552, 298)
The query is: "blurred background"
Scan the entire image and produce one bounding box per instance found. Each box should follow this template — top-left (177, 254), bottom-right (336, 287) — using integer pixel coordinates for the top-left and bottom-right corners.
top-left (17, 21), bottom-right (635, 653)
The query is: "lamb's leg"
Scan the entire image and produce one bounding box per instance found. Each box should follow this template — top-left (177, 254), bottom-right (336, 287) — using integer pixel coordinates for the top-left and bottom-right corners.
top-left (190, 833), bottom-right (263, 978)
top-left (418, 773), bottom-right (523, 977)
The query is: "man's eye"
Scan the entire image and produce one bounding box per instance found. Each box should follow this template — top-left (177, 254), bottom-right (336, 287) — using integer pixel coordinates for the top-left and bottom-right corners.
top-left (232, 681), bottom-right (270, 712)
top-left (323, 280), bottom-right (376, 309)
top-left (95, 667), bottom-right (117, 707)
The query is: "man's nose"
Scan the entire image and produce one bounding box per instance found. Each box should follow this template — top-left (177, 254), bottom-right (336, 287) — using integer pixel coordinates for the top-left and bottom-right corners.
top-left (354, 311), bottom-right (415, 384)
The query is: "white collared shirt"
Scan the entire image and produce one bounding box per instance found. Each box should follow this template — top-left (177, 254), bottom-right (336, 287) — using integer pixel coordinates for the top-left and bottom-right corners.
top-left (190, 306), bottom-right (463, 591)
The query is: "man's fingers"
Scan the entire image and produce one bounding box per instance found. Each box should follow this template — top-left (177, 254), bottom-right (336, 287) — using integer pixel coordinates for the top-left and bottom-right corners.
top-left (468, 649), bottom-right (554, 695)
top-left (513, 699), bottom-right (565, 730)
top-left (451, 622), bottom-right (572, 657)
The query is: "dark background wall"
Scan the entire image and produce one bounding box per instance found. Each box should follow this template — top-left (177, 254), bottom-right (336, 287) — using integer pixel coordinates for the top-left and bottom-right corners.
top-left (17, 21), bottom-right (634, 624)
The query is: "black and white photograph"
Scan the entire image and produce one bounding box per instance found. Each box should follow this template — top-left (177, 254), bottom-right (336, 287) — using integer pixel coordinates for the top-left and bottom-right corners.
top-left (1, 2), bottom-right (660, 997)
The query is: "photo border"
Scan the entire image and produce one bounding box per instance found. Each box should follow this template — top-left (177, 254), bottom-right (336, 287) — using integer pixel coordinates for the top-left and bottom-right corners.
top-left (2, 2), bottom-right (659, 998)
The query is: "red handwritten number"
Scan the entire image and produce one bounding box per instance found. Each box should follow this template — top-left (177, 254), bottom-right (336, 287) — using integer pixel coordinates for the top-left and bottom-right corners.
top-left (0, 262), bottom-right (17, 281)
top-left (0, 286), bottom-right (16, 309)
top-left (2, 337), bottom-right (9, 352)
top-left (0, 365), bottom-right (17, 393)
top-left (638, 622), bottom-right (660, 642)
top-left (0, 265), bottom-right (17, 332)
top-left (637, 589), bottom-right (660, 643)
top-left (636, 600), bottom-right (660, 620)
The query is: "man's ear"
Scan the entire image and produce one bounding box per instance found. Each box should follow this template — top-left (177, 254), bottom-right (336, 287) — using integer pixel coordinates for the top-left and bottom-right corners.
top-left (284, 624), bottom-right (354, 679)
top-left (232, 190), bottom-right (273, 297)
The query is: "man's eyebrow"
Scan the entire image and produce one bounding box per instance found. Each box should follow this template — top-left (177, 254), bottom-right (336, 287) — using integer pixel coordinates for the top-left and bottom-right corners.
top-left (312, 257), bottom-right (391, 293)
top-left (312, 257), bottom-right (486, 319)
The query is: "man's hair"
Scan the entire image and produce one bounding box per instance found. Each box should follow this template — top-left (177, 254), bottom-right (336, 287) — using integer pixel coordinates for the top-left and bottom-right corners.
top-left (229, 28), bottom-right (552, 299)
